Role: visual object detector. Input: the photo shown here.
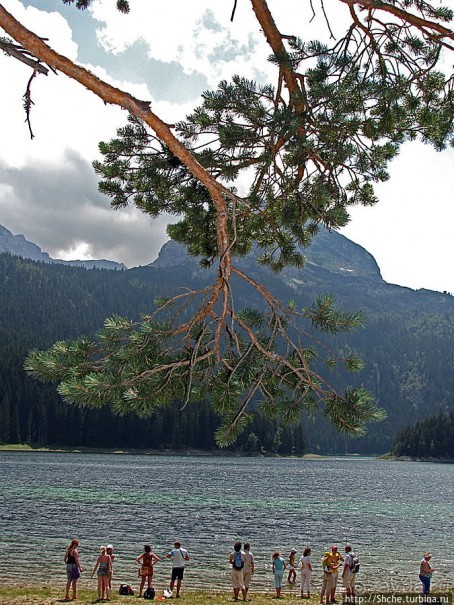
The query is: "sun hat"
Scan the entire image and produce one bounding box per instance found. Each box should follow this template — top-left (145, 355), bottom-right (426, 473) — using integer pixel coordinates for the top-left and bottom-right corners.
top-left (291, 548), bottom-right (297, 553)
top-left (331, 545), bottom-right (338, 550)
top-left (107, 544), bottom-right (114, 550)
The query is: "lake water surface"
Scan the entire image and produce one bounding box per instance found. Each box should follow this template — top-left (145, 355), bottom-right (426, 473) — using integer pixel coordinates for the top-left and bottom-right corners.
top-left (0, 452), bottom-right (452, 594)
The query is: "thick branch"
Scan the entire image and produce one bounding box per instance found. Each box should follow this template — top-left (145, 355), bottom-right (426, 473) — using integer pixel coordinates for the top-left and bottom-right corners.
top-left (0, 4), bottom-right (233, 271)
top-left (340, 0), bottom-right (454, 42)
top-left (249, 0), bottom-right (307, 116)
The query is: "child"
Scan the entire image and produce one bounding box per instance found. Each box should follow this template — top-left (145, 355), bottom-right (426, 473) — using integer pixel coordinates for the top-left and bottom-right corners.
top-left (91, 545), bottom-right (112, 602)
top-left (272, 551), bottom-right (287, 598)
top-left (288, 548), bottom-right (297, 583)
top-left (106, 544), bottom-right (115, 592)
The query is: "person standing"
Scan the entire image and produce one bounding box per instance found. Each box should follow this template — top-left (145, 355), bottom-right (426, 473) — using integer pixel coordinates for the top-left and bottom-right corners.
top-left (320, 551), bottom-right (336, 605)
top-left (419, 552), bottom-right (434, 597)
top-left (106, 545), bottom-right (115, 593)
top-left (342, 544), bottom-right (357, 604)
top-left (272, 551), bottom-right (286, 598)
top-left (229, 541), bottom-right (247, 602)
top-left (243, 543), bottom-right (255, 601)
top-left (91, 545), bottom-right (112, 602)
top-left (64, 538), bottom-right (83, 601)
top-left (330, 545), bottom-right (344, 603)
top-left (166, 540), bottom-right (190, 598)
top-left (299, 546), bottom-right (312, 598)
top-left (136, 544), bottom-right (160, 598)
top-left (288, 548), bottom-right (297, 583)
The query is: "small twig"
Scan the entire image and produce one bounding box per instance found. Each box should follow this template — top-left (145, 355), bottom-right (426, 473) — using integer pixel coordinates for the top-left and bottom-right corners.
top-left (230, 0), bottom-right (238, 22)
top-left (23, 66), bottom-right (38, 139)
top-left (320, 0), bottom-right (336, 40)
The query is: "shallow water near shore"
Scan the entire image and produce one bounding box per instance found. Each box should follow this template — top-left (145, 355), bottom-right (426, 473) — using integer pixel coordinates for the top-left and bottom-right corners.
top-left (0, 452), bottom-right (452, 593)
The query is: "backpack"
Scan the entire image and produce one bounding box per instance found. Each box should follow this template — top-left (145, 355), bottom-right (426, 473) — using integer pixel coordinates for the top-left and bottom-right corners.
top-left (349, 553), bottom-right (360, 574)
top-left (233, 551), bottom-right (244, 570)
top-left (119, 584), bottom-right (134, 595)
top-left (143, 586), bottom-right (155, 600)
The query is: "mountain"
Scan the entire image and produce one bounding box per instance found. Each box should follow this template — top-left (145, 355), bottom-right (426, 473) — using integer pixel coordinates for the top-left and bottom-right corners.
top-left (0, 224), bottom-right (126, 270)
top-left (0, 227), bottom-right (453, 454)
top-left (152, 234), bottom-right (451, 314)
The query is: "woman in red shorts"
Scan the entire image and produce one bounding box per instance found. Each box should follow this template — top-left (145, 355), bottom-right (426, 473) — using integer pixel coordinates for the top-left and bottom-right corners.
top-left (136, 544), bottom-right (161, 597)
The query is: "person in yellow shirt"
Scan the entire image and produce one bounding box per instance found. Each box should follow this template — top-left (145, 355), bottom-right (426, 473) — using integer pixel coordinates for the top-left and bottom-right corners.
top-left (330, 545), bottom-right (344, 603)
top-left (320, 551), bottom-right (339, 604)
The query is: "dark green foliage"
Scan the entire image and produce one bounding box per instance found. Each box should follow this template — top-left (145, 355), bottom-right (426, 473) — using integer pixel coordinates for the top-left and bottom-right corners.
top-left (14, 0), bottom-right (454, 447)
top-left (26, 283), bottom-right (383, 447)
top-left (391, 411), bottom-right (454, 459)
top-left (1, 247), bottom-right (453, 453)
top-left (62, 0), bottom-right (129, 13)
top-left (0, 253), bottom-right (305, 453)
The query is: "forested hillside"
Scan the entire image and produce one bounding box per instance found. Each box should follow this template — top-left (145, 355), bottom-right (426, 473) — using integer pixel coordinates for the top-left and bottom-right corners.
top-left (0, 254), bottom-right (306, 454)
top-left (1, 230), bottom-right (453, 455)
top-left (391, 411), bottom-right (454, 459)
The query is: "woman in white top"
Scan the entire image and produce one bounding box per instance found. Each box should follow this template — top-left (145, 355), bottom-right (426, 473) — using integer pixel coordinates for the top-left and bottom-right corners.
top-left (299, 546), bottom-right (313, 598)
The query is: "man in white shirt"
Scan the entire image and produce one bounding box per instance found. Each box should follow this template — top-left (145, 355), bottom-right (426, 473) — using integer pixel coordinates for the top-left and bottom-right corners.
top-left (341, 544), bottom-right (356, 604)
top-left (166, 541), bottom-right (190, 598)
top-left (243, 543), bottom-right (255, 600)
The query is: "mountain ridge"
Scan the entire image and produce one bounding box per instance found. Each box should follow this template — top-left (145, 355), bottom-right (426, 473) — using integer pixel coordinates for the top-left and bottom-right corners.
top-left (0, 224), bottom-right (126, 271)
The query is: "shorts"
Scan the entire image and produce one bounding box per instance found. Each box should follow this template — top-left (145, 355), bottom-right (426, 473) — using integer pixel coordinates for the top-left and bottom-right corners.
top-left (243, 571), bottom-right (252, 588)
top-left (98, 568), bottom-right (109, 577)
top-left (141, 566), bottom-right (153, 578)
top-left (66, 564), bottom-right (79, 581)
top-left (171, 567), bottom-right (184, 581)
top-left (232, 569), bottom-right (244, 589)
top-left (322, 572), bottom-right (335, 592)
top-left (343, 572), bottom-right (356, 589)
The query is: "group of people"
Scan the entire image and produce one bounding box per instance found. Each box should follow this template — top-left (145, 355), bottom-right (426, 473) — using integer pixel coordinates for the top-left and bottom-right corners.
top-left (228, 542), bottom-right (359, 602)
top-left (63, 539), bottom-right (189, 601)
top-left (64, 538), bottom-right (435, 602)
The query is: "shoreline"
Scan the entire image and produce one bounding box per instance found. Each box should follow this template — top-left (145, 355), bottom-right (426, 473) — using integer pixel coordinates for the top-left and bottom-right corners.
top-left (2, 445), bottom-right (453, 462)
top-left (0, 585), bottom-right (452, 605)
top-left (0, 444), bottom-right (336, 458)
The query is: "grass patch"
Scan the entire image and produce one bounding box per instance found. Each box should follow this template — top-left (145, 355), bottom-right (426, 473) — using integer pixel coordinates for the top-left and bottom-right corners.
top-left (0, 587), bottom-right (452, 605)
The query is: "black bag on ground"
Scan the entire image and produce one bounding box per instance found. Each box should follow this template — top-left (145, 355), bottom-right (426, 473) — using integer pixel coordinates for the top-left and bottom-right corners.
top-left (119, 584), bottom-right (134, 595)
top-left (143, 586), bottom-right (155, 600)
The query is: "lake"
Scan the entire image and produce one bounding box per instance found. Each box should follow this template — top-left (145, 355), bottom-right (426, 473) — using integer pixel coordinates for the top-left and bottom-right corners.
top-left (0, 452), bottom-right (452, 594)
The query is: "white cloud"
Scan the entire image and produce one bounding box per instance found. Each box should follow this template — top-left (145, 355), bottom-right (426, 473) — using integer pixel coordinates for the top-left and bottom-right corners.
top-left (341, 142), bottom-right (454, 293)
top-left (2, 0), bottom-right (78, 58)
top-left (0, 0), bottom-right (452, 292)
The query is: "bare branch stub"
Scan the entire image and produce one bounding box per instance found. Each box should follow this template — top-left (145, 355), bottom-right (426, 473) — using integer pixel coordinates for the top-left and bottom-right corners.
top-left (0, 38), bottom-right (49, 74)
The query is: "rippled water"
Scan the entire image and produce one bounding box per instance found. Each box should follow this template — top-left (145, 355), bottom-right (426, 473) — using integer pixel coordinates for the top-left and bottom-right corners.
top-left (0, 452), bottom-right (452, 594)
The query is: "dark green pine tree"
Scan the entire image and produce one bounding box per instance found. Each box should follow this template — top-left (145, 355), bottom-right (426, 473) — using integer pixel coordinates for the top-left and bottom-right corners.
top-left (1, 0), bottom-right (452, 446)
top-left (391, 411), bottom-right (454, 459)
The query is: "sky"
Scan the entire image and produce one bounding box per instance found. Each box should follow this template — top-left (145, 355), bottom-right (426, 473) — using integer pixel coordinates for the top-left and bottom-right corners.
top-left (0, 0), bottom-right (453, 293)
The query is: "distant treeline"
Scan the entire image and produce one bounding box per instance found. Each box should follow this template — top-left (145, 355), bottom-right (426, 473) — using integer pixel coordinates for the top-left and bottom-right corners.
top-left (391, 410), bottom-right (454, 459)
top-left (1, 252), bottom-right (453, 455)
